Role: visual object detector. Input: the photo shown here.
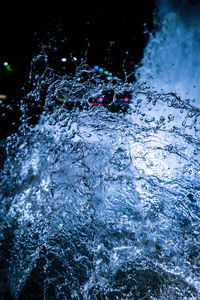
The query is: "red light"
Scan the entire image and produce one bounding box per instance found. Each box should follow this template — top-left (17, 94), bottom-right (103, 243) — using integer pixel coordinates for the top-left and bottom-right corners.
top-left (123, 97), bottom-right (129, 102)
top-left (89, 98), bottom-right (98, 106)
top-left (98, 96), bottom-right (103, 102)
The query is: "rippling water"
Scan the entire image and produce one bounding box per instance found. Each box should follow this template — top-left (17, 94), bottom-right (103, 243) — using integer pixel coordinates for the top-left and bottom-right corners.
top-left (1, 1), bottom-right (200, 299)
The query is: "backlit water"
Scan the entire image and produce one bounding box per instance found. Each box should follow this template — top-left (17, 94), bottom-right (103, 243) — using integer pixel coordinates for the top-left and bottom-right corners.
top-left (0, 1), bottom-right (200, 299)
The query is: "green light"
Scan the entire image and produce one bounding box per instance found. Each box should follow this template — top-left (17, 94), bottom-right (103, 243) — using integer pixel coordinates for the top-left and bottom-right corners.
top-left (4, 62), bottom-right (13, 72)
top-left (6, 65), bottom-right (13, 72)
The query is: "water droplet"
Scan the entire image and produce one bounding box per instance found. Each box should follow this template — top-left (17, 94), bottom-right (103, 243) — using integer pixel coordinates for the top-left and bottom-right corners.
top-left (168, 114), bottom-right (174, 121)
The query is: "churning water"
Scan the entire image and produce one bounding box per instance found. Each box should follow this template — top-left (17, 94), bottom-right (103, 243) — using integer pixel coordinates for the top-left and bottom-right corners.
top-left (136, 0), bottom-right (200, 101)
top-left (1, 1), bottom-right (200, 299)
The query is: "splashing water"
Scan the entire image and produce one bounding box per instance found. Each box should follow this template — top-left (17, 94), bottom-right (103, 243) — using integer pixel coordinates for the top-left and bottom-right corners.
top-left (1, 1), bottom-right (200, 299)
top-left (136, 0), bottom-right (200, 102)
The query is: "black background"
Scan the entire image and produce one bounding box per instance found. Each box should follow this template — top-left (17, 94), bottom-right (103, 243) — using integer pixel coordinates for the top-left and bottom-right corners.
top-left (0, 1), bottom-right (156, 138)
top-left (0, 1), bottom-right (156, 82)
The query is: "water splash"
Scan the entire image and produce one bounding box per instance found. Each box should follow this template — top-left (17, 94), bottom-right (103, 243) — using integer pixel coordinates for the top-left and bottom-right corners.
top-left (1, 2), bottom-right (200, 299)
top-left (136, 0), bottom-right (200, 102)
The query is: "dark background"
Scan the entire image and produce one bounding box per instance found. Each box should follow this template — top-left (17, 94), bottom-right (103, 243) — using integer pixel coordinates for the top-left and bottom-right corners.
top-left (0, 1), bottom-right (156, 139)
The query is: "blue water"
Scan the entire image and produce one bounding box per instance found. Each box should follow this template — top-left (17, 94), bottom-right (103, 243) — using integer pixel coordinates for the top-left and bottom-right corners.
top-left (136, 0), bottom-right (200, 102)
top-left (1, 1), bottom-right (200, 299)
